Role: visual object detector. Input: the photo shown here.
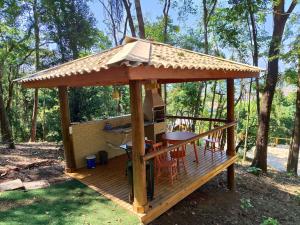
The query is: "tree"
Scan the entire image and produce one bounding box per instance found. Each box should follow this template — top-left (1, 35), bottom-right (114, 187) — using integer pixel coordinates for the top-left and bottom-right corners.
top-left (0, 0), bottom-right (34, 148)
top-left (202, 0), bottom-right (217, 54)
top-left (134, 0), bottom-right (145, 38)
top-left (29, 0), bottom-right (41, 142)
top-left (162, 0), bottom-right (171, 43)
top-left (42, 0), bottom-right (108, 122)
top-left (99, 0), bottom-right (127, 45)
top-left (252, 0), bottom-right (297, 171)
top-left (122, 0), bottom-right (136, 37)
top-left (286, 35), bottom-right (300, 175)
top-left (287, 55), bottom-right (300, 175)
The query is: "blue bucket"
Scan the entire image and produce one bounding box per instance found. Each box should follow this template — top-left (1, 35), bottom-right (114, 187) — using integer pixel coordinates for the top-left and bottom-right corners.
top-left (86, 155), bottom-right (96, 169)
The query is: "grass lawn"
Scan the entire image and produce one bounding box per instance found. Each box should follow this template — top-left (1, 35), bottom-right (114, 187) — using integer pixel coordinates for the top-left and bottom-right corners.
top-left (0, 180), bottom-right (140, 225)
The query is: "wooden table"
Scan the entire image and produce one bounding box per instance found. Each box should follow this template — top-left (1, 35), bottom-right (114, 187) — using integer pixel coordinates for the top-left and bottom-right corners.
top-left (162, 131), bottom-right (199, 163)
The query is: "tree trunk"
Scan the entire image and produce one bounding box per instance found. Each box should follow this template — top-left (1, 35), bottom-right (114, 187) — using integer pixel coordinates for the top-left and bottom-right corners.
top-left (252, 0), bottom-right (297, 171)
top-left (122, 0), bottom-right (136, 37)
top-left (209, 81), bottom-right (217, 129)
top-left (246, 0), bottom-right (260, 117)
top-left (243, 79), bottom-right (252, 161)
top-left (134, 0), bottom-right (145, 38)
top-left (30, 0), bottom-right (40, 142)
top-left (287, 53), bottom-right (300, 175)
top-left (30, 89), bottom-right (39, 142)
top-left (202, 0), bottom-right (217, 54)
top-left (203, 0), bottom-right (208, 54)
top-left (201, 82), bottom-right (207, 115)
top-left (0, 63), bottom-right (15, 149)
top-left (192, 83), bottom-right (204, 132)
top-left (162, 0), bottom-right (171, 43)
top-left (6, 66), bottom-right (14, 113)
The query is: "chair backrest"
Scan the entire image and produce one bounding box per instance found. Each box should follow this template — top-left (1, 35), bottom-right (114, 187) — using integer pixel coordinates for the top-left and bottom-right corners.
top-left (209, 125), bottom-right (223, 142)
top-left (152, 142), bottom-right (166, 166)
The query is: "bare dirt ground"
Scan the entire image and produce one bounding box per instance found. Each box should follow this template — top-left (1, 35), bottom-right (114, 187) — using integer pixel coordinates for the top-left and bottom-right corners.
top-left (1, 143), bottom-right (299, 225)
top-left (248, 145), bottom-right (300, 174)
top-left (0, 143), bottom-right (69, 184)
top-left (151, 160), bottom-right (300, 225)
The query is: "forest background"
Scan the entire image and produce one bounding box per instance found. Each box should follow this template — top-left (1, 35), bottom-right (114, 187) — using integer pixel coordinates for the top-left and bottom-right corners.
top-left (0, 0), bottom-right (299, 174)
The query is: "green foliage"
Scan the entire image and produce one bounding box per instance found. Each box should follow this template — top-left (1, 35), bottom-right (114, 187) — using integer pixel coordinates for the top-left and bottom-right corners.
top-left (284, 68), bottom-right (298, 86)
top-left (0, 0), bottom-right (298, 150)
top-left (240, 198), bottom-right (254, 210)
top-left (145, 17), bottom-right (180, 43)
top-left (247, 167), bottom-right (262, 176)
top-left (261, 217), bottom-right (280, 225)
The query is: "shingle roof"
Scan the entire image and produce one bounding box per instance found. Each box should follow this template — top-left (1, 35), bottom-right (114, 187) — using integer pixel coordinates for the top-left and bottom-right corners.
top-left (17, 36), bottom-right (261, 86)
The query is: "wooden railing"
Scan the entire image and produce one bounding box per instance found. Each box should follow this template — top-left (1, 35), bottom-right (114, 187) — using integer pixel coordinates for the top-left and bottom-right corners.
top-left (142, 121), bottom-right (237, 161)
top-left (166, 115), bottom-right (227, 123)
top-left (270, 137), bottom-right (292, 146)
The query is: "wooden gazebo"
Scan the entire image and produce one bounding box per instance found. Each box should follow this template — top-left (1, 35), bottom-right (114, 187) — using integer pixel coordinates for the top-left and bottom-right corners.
top-left (17, 37), bottom-right (261, 224)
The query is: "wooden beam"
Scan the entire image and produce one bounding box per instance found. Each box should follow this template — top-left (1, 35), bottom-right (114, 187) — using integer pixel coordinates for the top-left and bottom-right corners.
top-left (58, 87), bottom-right (76, 172)
top-left (166, 115), bottom-right (227, 123)
top-left (226, 79), bottom-right (235, 190)
top-left (20, 66), bottom-right (259, 89)
top-left (129, 66), bottom-right (259, 82)
top-left (129, 80), bottom-right (148, 213)
top-left (21, 67), bottom-right (129, 88)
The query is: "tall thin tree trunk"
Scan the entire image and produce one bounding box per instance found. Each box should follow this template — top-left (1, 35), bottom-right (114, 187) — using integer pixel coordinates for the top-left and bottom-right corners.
top-left (162, 0), bottom-right (171, 43)
top-left (192, 83), bottom-right (204, 132)
top-left (0, 63), bottom-right (15, 149)
top-left (123, 0), bottom-right (136, 37)
top-left (243, 79), bottom-right (253, 161)
top-left (203, 0), bottom-right (208, 54)
top-left (134, 0), bottom-right (145, 38)
top-left (287, 52), bottom-right (300, 175)
top-left (6, 66), bottom-right (14, 113)
top-left (209, 81), bottom-right (217, 130)
top-left (42, 89), bottom-right (46, 141)
top-left (30, 89), bottom-right (39, 142)
top-left (252, 0), bottom-right (297, 171)
top-left (30, 0), bottom-right (40, 142)
top-left (247, 0), bottom-right (260, 117)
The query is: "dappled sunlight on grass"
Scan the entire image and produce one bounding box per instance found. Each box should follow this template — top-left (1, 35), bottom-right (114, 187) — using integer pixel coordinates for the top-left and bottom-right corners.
top-left (0, 180), bottom-right (140, 225)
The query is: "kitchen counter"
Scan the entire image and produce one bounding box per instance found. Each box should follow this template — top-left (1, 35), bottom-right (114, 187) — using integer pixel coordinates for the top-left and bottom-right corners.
top-left (104, 121), bottom-right (156, 134)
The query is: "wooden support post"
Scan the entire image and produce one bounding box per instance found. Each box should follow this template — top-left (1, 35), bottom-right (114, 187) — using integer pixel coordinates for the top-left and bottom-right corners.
top-left (58, 86), bottom-right (76, 172)
top-left (226, 79), bottom-right (235, 190)
top-left (129, 80), bottom-right (148, 213)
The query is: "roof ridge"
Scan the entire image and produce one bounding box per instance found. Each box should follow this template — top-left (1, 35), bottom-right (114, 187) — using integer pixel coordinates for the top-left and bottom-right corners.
top-left (125, 36), bottom-right (262, 71)
top-left (107, 40), bottom-right (150, 66)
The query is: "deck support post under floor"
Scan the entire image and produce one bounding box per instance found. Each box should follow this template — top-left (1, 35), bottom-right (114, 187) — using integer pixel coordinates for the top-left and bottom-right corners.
top-left (58, 86), bottom-right (76, 172)
top-left (226, 79), bottom-right (235, 190)
top-left (129, 80), bottom-right (148, 213)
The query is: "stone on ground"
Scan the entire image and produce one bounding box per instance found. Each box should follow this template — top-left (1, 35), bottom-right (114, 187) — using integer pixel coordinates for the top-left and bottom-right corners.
top-left (0, 179), bottom-right (23, 191)
top-left (23, 180), bottom-right (50, 190)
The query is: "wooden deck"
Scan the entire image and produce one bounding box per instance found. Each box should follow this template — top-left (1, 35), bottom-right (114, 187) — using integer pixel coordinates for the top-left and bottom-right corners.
top-left (67, 146), bottom-right (237, 224)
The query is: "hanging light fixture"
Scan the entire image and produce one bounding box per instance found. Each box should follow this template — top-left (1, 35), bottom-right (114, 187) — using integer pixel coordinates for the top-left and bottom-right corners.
top-left (112, 87), bottom-right (120, 100)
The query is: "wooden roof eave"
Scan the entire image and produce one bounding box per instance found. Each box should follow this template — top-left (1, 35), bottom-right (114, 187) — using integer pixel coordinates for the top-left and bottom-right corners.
top-left (20, 66), bottom-right (130, 88)
top-left (19, 65), bottom-right (259, 89)
top-left (128, 66), bottom-right (259, 84)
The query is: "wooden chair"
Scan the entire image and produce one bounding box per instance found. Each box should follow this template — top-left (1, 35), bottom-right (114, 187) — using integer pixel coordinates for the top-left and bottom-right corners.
top-left (152, 142), bottom-right (178, 185)
top-left (204, 126), bottom-right (224, 159)
top-left (168, 141), bottom-right (187, 172)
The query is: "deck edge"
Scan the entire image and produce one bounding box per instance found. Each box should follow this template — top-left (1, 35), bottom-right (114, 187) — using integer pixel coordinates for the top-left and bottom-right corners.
top-left (140, 155), bottom-right (238, 224)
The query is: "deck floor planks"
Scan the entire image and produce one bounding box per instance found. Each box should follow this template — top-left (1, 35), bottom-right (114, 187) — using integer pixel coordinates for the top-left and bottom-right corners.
top-left (67, 146), bottom-right (236, 224)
